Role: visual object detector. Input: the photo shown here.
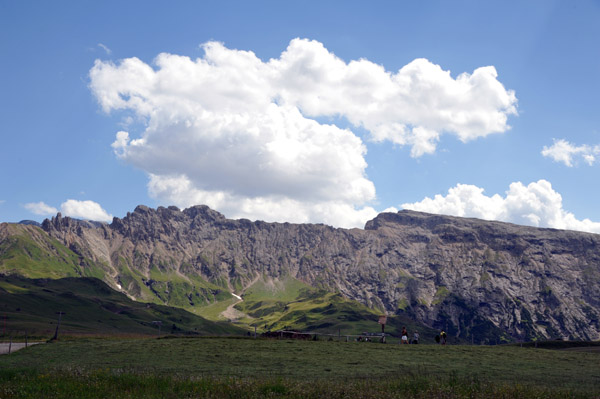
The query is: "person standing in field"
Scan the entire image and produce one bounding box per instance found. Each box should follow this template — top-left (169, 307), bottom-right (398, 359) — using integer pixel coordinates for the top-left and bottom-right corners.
top-left (412, 331), bottom-right (419, 344)
top-left (440, 330), bottom-right (447, 345)
top-left (401, 326), bottom-right (409, 344)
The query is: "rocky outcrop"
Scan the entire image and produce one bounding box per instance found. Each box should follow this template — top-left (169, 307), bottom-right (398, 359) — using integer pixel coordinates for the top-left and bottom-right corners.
top-left (32, 205), bottom-right (600, 342)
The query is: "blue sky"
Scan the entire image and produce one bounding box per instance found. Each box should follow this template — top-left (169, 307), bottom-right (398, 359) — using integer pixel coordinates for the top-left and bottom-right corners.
top-left (1, 1), bottom-right (599, 232)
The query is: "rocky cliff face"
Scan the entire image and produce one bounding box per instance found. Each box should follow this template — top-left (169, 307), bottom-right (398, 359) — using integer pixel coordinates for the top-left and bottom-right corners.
top-left (38, 205), bottom-right (600, 342)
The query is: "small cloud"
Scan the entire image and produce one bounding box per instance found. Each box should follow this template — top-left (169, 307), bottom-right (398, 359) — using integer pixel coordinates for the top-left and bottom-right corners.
top-left (541, 139), bottom-right (599, 167)
top-left (60, 199), bottom-right (113, 222)
top-left (111, 131), bottom-right (130, 157)
top-left (97, 43), bottom-right (112, 55)
top-left (24, 201), bottom-right (59, 215)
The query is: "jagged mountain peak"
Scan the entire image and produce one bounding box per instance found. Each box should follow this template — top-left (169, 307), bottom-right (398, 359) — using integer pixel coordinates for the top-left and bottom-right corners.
top-left (117, 204), bottom-right (226, 224)
top-left (41, 213), bottom-right (107, 232)
top-left (182, 204), bottom-right (226, 221)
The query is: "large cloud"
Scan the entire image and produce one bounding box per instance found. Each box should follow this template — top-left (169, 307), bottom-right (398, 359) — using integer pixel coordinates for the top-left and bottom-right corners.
top-left (147, 174), bottom-right (378, 228)
top-left (542, 139), bottom-right (599, 167)
top-left (24, 200), bottom-right (112, 222)
top-left (402, 180), bottom-right (600, 234)
top-left (272, 40), bottom-right (517, 156)
top-left (90, 38), bottom-right (517, 227)
top-left (60, 200), bottom-right (113, 222)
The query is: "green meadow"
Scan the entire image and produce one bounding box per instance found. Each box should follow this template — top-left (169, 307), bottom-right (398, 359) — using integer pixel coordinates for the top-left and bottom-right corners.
top-left (1, 337), bottom-right (599, 398)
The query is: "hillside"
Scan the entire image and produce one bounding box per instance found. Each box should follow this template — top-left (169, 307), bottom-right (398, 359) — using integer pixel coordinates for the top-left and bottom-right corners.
top-left (2, 205), bottom-right (599, 342)
top-left (0, 274), bottom-right (245, 337)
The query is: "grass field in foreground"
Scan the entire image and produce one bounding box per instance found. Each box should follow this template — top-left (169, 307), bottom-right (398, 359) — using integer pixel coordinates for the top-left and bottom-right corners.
top-left (0, 337), bottom-right (599, 398)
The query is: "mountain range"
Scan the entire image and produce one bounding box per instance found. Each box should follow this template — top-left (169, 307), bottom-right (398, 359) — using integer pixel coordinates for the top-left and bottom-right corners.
top-left (1, 204), bottom-right (598, 342)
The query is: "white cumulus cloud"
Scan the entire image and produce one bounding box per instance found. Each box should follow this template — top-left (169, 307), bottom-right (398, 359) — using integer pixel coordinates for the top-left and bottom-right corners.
top-left (60, 200), bottom-right (113, 222)
top-left (25, 200), bottom-right (112, 222)
top-left (89, 38), bottom-right (517, 228)
top-left (147, 174), bottom-right (379, 228)
top-left (402, 180), bottom-right (600, 234)
top-left (24, 201), bottom-right (59, 215)
top-left (541, 139), bottom-right (600, 167)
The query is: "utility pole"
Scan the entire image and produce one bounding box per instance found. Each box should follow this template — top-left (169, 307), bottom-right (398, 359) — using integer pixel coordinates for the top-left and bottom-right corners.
top-left (52, 312), bottom-right (66, 341)
top-left (378, 315), bottom-right (387, 344)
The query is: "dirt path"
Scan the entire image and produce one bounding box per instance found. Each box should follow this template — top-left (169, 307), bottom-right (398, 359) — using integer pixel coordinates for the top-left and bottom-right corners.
top-left (0, 342), bottom-right (43, 355)
top-left (220, 275), bottom-right (261, 321)
top-left (221, 297), bottom-right (246, 321)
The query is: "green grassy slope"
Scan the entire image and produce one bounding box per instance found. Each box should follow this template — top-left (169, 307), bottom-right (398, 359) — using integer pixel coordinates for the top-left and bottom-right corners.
top-left (0, 224), bottom-right (106, 279)
top-left (139, 265), bottom-right (233, 311)
top-left (0, 224), bottom-right (236, 319)
top-left (0, 275), bottom-right (245, 337)
top-left (233, 277), bottom-right (441, 340)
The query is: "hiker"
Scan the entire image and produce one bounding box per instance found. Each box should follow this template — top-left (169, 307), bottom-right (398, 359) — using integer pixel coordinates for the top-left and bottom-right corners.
top-left (412, 331), bottom-right (419, 344)
top-left (440, 330), bottom-right (447, 345)
top-left (401, 326), bottom-right (409, 344)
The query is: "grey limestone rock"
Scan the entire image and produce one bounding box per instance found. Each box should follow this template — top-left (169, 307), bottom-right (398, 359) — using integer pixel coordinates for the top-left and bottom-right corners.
top-left (39, 206), bottom-right (600, 342)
